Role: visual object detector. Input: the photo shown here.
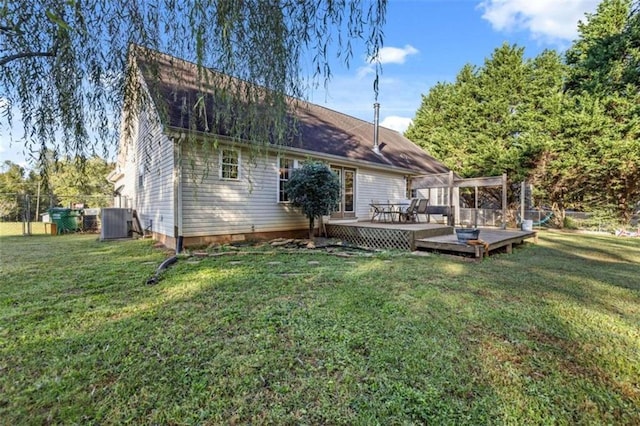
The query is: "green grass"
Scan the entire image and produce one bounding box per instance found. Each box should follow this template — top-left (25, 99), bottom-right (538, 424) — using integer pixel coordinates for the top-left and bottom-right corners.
top-left (0, 221), bottom-right (47, 236)
top-left (1, 230), bottom-right (639, 424)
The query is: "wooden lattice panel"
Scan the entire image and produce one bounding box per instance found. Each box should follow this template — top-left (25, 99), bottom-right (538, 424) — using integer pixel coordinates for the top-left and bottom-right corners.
top-left (326, 224), bottom-right (412, 250)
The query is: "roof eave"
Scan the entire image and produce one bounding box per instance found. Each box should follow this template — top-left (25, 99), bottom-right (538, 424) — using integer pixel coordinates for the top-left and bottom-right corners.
top-left (164, 126), bottom-right (426, 176)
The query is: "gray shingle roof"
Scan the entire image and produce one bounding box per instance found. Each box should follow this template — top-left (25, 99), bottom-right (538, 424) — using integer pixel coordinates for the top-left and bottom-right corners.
top-left (134, 47), bottom-right (449, 175)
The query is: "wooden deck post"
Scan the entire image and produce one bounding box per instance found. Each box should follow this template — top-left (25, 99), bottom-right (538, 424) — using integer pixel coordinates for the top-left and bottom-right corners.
top-left (502, 173), bottom-right (508, 229)
top-left (474, 186), bottom-right (478, 228)
top-left (449, 171), bottom-right (455, 227)
top-left (520, 180), bottom-right (525, 226)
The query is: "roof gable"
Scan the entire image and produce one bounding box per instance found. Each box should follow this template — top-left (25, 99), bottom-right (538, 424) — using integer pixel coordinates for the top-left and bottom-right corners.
top-left (133, 47), bottom-right (449, 175)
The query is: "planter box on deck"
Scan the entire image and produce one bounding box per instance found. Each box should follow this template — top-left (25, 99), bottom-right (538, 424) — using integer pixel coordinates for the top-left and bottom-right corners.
top-left (455, 228), bottom-right (480, 242)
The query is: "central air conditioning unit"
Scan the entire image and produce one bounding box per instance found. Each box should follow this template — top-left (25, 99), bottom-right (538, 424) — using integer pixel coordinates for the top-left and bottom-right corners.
top-left (100, 208), bottom-right (133, 240)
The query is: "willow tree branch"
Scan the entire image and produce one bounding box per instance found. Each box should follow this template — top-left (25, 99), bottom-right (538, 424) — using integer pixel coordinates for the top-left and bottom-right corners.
top-left (0, 50), bottom-right (56, 67)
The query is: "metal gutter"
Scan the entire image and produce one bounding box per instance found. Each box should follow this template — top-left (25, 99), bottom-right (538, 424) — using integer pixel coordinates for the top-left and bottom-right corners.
top-left (163, 125), bottom-right (427, 177)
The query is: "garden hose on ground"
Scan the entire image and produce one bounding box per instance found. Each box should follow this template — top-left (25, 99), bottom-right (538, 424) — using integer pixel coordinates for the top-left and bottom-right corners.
top-left (145, 256), bottom-right (178, 285)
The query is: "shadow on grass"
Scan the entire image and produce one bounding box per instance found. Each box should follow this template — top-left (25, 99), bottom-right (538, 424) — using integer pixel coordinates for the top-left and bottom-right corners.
top-left (539, 230), bottom-right (640, 265)
top-left (1, 232), bottom-right (638, 423)
top-left (406, 234), bottom-right (640, 423)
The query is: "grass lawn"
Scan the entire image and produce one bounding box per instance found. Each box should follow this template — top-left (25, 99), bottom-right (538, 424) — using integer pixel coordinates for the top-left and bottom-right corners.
top-left (0, 221), bottom-right (47, 237)
top-left (1, 229), bottom-right (639, 424)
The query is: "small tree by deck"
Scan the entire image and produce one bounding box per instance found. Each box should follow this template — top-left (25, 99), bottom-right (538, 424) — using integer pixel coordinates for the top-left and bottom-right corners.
top-left (285, 162), bottom-right (341, 239)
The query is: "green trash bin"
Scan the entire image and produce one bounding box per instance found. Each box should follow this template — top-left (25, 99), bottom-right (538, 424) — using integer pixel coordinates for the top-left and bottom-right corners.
top-left (48, 208), bottom-right (81, 234)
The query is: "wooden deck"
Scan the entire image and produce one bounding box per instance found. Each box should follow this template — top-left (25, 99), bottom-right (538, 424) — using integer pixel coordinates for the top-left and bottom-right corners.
top-left (415, 228), bottom-right (538, 258)
top-left (326, 221), bottom-right (452, 251)
top-left (325, 221), bottom-right (537, 257)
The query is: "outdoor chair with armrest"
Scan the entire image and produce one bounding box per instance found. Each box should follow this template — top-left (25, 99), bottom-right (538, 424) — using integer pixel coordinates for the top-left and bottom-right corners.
top-left (400, 198), bottom-right (419, 222)
top-left (370, 200), bottom-right (382, 222)
top-left (370, 200), bottom-right (387, 222)
top-left (415, 198), bottom-right (429, 222)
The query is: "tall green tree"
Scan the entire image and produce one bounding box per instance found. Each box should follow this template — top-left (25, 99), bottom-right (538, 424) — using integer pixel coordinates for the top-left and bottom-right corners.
top-left (406, 44), bottom-right (566, 206)
top-left (566, 0), bottom-right (639, 96)
top-left (0, 161), bottom-right (28, 221)
top-left (407, 1), bottom-right (639, 224)
top-left (564, 0), bottom-right (640, 221)
top-left (0, 156), bottom-right (113, 221)
top-left (534, 94), bottom-right (609, 221)
top-left (0, 161), bottom-right (41, 221)
top-left (46, 155), bottom-right (114, 209)
top-left (1, 0), bottom-right (387, 168)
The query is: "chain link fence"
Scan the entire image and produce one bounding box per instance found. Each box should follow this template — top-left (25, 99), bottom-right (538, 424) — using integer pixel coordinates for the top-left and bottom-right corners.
top-left (0, 192), bottom-right (116, 236)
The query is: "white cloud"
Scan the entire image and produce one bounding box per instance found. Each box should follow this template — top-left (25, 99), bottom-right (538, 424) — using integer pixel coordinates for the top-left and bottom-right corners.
top-left (356, 65), bottom-right (376, 79)
top-left (380, 116), bottom-right (413, 134)
top-left (478, 0), bottom-right (600, 42)
top-left (357, 44), bottom-right (419, 80)
top-left (372, 45), bottom-right (419, 65)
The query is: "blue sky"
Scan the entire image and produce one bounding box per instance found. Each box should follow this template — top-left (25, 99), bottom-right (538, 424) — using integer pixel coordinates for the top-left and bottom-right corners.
top-left (0, 0), bottom-right (600, 166)
top-left (310, 0), bottom-right (601, 132)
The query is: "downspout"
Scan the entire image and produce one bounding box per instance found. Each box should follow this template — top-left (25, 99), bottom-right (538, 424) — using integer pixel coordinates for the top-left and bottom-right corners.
top-left (174, 133), bottom-right (185, 253)
top-left (373, 102), bottom-right (381, 155)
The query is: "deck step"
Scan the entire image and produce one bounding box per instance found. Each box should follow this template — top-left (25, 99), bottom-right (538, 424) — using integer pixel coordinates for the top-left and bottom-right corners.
top-left (414, 225), bottom-right (453, 239)
top-left (415, 229), bottom-right (537, 258)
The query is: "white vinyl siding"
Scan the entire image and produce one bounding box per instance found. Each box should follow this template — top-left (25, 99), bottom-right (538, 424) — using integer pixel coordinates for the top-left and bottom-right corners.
top-left (181, 146), bottom-right (308, 237)
top-left (132, 109), bottom-right (175, 237)
top-left (114, 120), bottom-right (139, 208)
top-left (122, 127), bottom-right (412, 239)
top-left (356, 169), bottom-right (407, 220)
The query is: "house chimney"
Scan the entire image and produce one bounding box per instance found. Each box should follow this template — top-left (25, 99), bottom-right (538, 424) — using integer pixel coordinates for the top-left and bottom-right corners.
top-left (373, 102), bottom-right (380, 154)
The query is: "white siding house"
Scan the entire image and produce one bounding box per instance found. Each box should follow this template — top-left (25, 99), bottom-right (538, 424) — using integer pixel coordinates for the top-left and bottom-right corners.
top-left (113, 47), bottom-right (451, 250)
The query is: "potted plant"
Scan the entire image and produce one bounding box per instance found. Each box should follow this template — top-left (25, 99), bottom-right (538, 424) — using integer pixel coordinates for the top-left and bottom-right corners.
top-left (455, 227), bottom-right (480, 242)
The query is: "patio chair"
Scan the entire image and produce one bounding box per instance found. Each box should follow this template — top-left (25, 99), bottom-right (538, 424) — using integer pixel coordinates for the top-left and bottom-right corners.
top-left (415, 198), bottom-right (429, 222)
top-left (370, 200), bottom-right (382, 222)
top-left (400, 198), bottom-right (419, 222)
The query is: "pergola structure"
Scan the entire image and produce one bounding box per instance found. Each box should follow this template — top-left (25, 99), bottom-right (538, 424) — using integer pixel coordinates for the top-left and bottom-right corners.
top-left (410, 171), bottom-right (508, 229)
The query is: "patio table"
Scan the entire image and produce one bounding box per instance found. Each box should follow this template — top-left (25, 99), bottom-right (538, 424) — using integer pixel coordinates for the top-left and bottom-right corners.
top-left (370, 202), bottom-right (409, 223)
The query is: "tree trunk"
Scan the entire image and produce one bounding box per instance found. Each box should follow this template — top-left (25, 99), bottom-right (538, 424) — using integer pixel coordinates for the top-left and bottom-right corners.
top-left (551, 202), bottom-right (565, 228)
top-left (308, 217), bottom-right (315, 240)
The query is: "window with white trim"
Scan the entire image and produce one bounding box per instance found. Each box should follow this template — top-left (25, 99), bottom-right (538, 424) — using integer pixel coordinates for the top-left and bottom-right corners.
top-left (220, 148), bottom-right (240, 180)
top-left (278, 157), bottom-right (298, 202)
